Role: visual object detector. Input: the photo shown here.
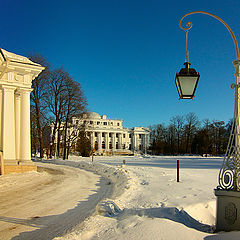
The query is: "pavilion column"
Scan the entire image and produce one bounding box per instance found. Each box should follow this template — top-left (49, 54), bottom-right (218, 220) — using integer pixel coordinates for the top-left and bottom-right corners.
top-left (15, 91), bottom-right (21, 161)
top-left (19, 89), bottom-right (33, 164)
top-left (2, 86), bottom-right (16, 165)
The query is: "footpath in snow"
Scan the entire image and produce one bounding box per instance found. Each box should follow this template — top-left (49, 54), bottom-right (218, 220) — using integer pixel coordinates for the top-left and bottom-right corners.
top-left (0, 160), bottom-right (113, 240)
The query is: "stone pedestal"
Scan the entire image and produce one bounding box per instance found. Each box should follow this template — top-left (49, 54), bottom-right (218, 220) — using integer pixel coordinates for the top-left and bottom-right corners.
top-left (215, 189), bottom-right (240, 231)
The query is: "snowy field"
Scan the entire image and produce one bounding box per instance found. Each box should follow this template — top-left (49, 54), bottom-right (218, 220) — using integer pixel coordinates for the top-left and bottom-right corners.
top-left (53, 155), bottom-right (240, 240)
top-left (1, 155), bottom-right (240, 239)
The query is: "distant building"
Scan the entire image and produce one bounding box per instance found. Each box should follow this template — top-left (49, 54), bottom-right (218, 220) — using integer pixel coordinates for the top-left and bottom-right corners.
top-left (54, 112), bottom-right (149, 155)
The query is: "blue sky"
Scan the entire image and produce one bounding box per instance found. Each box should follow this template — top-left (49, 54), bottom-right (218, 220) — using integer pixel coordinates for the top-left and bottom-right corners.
top-left (2, 0), bottom-right (240, 128)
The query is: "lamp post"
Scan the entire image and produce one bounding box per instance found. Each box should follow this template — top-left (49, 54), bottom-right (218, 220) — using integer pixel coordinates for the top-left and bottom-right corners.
top-left (176, 11), bottom-right (240, 232)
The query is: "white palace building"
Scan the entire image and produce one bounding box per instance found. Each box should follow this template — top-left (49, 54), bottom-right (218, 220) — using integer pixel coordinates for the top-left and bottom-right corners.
top-left (65, 112), bottom-right (149, 155)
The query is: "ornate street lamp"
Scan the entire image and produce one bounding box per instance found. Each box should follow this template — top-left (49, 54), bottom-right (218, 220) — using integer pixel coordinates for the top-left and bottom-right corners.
top-left (177, 11), bottom-right (240, 232)
top-left (175, 62), bottom-right (200, 99)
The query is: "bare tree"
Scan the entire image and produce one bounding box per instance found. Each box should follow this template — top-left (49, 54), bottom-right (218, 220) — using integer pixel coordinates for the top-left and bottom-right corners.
top-left (170, 115), bottom-right (184, 154)
top-left (45, 68), bottom-right (69, 158)
top-left (62, 78), bottom-right (87, 159)
top-left (29, 54), bottom-right (50, 158)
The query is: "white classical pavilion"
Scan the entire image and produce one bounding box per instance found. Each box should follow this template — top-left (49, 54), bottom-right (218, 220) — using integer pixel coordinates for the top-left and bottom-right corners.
top-left (0, 49), bottom-right (44, 174)
top-left (65, 112), bottom-right (149, 155)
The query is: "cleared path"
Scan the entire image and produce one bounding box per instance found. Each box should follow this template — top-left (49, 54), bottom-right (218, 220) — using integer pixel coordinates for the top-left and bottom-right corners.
top-left (0, 162), bottom-right (112, 240)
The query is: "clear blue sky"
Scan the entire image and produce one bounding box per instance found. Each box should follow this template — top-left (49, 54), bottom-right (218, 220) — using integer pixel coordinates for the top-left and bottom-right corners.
top-left (2, 0), bottom-right (240, 128)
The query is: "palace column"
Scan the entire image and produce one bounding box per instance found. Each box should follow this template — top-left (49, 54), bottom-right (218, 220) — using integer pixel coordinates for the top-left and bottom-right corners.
top-left (91, 132), bottom-right (94, 150)
top-left (19, 88), bottom-right (33, 165)
top-left (136, 134), bottom-right (139, 151)
top-left (132, 133), bottom-right (136, 151)
top-left (98, 132), bottom-right (102, 152)
top-left (106, 132), bottom-right (109, 151)
top-left (145, 134), bottom-right (148, 153)
top-left (118, 133), bottom-right (122, 150)
top-left (112, 133), bottom-right (116, 151)
top-left (2, 86), bottom-right (16, 166)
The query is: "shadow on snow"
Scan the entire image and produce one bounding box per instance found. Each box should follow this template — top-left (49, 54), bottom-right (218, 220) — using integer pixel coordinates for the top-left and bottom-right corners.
top-left (100, 201), bottom-right (213, 233)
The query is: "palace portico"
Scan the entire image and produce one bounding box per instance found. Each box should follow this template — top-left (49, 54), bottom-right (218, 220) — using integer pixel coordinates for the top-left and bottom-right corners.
top-left (65, 112), bottom-right (149, 155)
top-left (0, 49), bottom-right (44, 174)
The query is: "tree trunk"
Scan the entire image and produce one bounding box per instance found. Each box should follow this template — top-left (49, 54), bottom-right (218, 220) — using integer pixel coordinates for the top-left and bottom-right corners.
top-left (35, 99), bottom-right (44, 158)
top-left (50, 123), bottom-right (57, 158)
top-left (63, 119), bottom-right (68, 160)
top-left (57, 121), bottom-right (61, 158)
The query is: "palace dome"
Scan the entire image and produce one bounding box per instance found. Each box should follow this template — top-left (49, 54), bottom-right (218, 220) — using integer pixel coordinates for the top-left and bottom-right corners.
top-left (88, 112), bottom-right (101, 119)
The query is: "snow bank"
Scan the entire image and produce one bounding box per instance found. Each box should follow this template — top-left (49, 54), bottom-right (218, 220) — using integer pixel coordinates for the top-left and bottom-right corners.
top-left (48, 155), bottom-right (240, 240)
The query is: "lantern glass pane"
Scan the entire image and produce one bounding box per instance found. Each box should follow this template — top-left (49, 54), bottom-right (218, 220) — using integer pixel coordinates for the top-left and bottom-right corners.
top-left (178, 76), bottom-right (198, 96)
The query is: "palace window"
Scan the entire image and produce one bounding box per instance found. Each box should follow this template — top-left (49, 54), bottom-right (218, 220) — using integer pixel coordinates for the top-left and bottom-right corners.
top-left (109, 133), bottom-right (112, 137)
top-left (102, 132), bottom-right (105, 137)
top-left (129, 144), bottom-right (132, 150)
top-left (109, 142), bottom-right (112, 149)
top-left (95, 132), bottom-right (98, 137)
top-left (102, 141), bottom-right (105, 149)
top-left (97, 121), bottom-right (100, 125)
top-left (116, 133), bottom-right (119, 138)
top-left (104, 122), bottom-right (107, 125)
top-left (123, 134), bottom-right (125, 138)
top-left (116, 142), bottom-right (119, 149)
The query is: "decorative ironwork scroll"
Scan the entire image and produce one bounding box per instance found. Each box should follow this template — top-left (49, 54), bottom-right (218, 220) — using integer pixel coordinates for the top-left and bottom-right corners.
top-left (219, 60), bottom-right (240, 190)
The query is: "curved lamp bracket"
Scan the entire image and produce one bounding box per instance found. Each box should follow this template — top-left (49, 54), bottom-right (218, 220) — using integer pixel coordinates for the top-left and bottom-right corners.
top-left (179, 11), bottom-right (239, 60)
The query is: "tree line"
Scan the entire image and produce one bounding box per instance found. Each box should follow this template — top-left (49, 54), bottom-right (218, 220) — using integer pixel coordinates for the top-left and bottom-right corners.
top-left (149, 112), bottom-right (232, 156)
top-left (30, 54), bottom-right (87, 159)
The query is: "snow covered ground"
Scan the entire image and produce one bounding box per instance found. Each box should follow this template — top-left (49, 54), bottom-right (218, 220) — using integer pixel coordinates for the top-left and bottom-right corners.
top-left (53, 155), bottom-right (240, 240)
top-left (1, 155), bottom-right (240, 239)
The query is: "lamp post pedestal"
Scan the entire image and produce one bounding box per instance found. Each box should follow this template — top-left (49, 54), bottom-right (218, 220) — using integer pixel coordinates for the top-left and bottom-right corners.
top-left (215, 189), bottom-right (240, 231)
